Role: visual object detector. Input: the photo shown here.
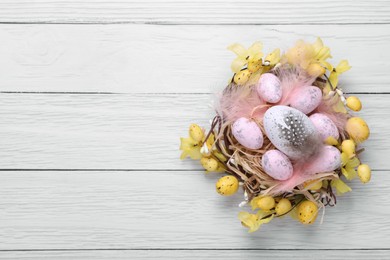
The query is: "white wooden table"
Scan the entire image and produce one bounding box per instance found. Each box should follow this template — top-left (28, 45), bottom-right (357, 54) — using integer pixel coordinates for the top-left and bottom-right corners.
top-left (1, 1), bottom-right (390, 259)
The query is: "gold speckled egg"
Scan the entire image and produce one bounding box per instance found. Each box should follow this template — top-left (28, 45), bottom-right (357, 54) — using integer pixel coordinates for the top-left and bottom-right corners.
top-left (345, 117), bottom-right (370, 143)
top-left (233, 69), bottom-right (251, 85)
top-left (358, 164), bottom-right (371, 183)
top-left (256, 196), bottom-right (275, 211)
top-left (341, 139), bottom-right (356, 157)
top-left (346, 96), bottom-right (362, 111)
top-left (189, 124), bottom-right (204, 142)
top-left (298, 200), bottom-right (318, 225)
top-left (200, 157), bottom-right (219, 172)
top-left (216, 175), bottom-right (239, 196)
top-left (275, 198), bottom-right (292, 216)
top-left (303, 180), bottom-right (323, 191)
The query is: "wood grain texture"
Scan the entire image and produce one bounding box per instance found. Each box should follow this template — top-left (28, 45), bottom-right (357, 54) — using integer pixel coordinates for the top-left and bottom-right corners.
top-left (1, 170), bottom-right (389, 250)
top-left (1, 250), bottom-right (389, 259)
top-left (0, 93), bottom-right (385, 170)
top-left (0, 0), bottom-right (389, 24)
top-left (0, 24), bottom-right (389, 93)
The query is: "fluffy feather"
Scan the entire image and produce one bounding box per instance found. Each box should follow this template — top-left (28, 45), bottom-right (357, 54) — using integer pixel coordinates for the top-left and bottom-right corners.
top-left (215, 84), bottom-right (266, 124)
top-left (274, 66), bottom-right (316, 106)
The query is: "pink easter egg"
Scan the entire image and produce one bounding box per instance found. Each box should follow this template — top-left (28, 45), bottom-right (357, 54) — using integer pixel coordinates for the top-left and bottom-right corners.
top-left (309, 113), bottom-right (339, 141)
top-left (262, 150), bottom-right (293, 180)
top-left (290, 86), bottom-right (322, 114)
top-left (232, 117), bottom-right (263, 149)
top-left (256, 73), bottom-right (282, 103)
top-left (305, 145), bottom-right (341, 174)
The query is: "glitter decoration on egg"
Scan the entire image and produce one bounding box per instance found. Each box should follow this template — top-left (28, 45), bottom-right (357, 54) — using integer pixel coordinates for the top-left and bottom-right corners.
top-left (179, 38), bottom-right (372, 233)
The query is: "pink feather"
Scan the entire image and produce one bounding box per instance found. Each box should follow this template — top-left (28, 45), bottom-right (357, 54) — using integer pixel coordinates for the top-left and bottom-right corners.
top-left (215, 84), bottom-right (266, 124)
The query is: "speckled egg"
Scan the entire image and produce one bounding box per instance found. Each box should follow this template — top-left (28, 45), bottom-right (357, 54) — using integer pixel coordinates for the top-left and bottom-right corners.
top-left (309, 113), bottom-right (339, 141)
top-left (298, 200), bottom-right (318, 225)
top-left (305, 145), bottom-right (341, 174)
top-left (289, 86), bottom-right (322, 114)
top-left (216, 175), bottom-right (239, 196)
top-left (263, 106), bottom-right (320, 160)
top-left (256, 73), bottom-right (282, 103)
top-left (232, 117), bottom-right (263, 150)
top-left (262, 150), bottom-right (293, 180)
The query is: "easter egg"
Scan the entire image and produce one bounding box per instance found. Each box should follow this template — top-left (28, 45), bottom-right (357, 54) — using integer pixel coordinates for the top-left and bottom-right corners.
top-left (345, 117), bottom-right (370, 143)
top-left (309, 113), bottom-right (339, 141)
top-left (216, 175), bottom-right (239, 196)
top-left (358, 164), bottom-right (371, 183)
top-left (189, 124), bottom-right (204, 142)
top-left (200, 157), bottom-right (218, 172)
top-left (305, 145), bottom-right (341, 174)
top-left (256, 73), bottom-right (282, 103)
top-left (255, 196), bottom-right (275, 211)
top-left (346, 96), bottom-right (362, 111)
top-left (262, 149), bottom-right (293, 180)
top-left (289, 86), bottom-right (322, 114)
top-left (275, 198), bottom-right (292, 216)
top-left (263, 105), bottom-right (320, 160)
top-left (232, 117), bottom-right (263, 150)
top-left (298, 200), bottom-right (318, 224)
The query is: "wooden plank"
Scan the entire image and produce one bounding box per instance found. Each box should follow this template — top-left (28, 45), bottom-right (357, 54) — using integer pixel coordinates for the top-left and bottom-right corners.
top-left (0, 0), bottom-right (389, 24)
top-left (0, 24), bottom-right (389, 93)
top-left (0, 93), bottom-right (384, 170)
top-left (0, 170), bottom-right (388, 250)
top-left (1, 250), bottom-right (389, 259)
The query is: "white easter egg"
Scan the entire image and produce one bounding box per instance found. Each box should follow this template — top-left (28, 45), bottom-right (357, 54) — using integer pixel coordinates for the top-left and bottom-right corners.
top-left (290, 86), bottom-right (322, 114)
top-left (262, 149), bottom-right (293, 180)
top-left (232, 117), bottom-right (263, 149)
top-left (263, 105), bottom-right (320, 160)
top-left (309, 113), bottom-right (339, 141)
top-left (256, 73), bottom-right (282, 103)
top-left (305, 145), bottom-right (341, 174)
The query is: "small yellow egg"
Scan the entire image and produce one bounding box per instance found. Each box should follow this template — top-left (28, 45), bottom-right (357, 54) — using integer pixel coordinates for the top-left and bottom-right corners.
top-left (346, 96), bottom-right (362, 112)
top-left (189, 124), bottom-right (204, 142)
top-left (357, 164), bottom-right (371, 183)
top-left (256, 196), bottom-right (275, 211)
top-left (200, 157), bottom-right (219, 172)
top-left (216, 175), bottom-right (239, 196)
top-left (345, 117), bottom-right (370, 143)
top-left (233, 69), bottom-right (251, 85)
top-left (275, 198), bottom-right (292, 216)
top-left (303, 180), bottom-right (323, 191)
top-left (298, 200), bottom-right (318, 225)
top-left (341, 139), bottom-right (356, 157)
top-left (307, 63), bottom-right (326, 78)
top-left (247, 59), bottom-right (262, 72)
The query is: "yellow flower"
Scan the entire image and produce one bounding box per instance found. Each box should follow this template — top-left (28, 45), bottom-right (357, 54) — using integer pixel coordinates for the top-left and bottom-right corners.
top-left (228, 42), bottom-right (263, 73)
top-left (180, 136), bottom-right (203, 160)
top-left (284, 38), bottom-right (332, 77)
top-left (327, 60), bottom-right (351, 90)
top-left (180, 124), bottom-right (205, 160)
top-left (264, 48), bottom-right (281, 66)
top-left (331, 178), bottom-right (352, 194)
top-left (238, 210), bottom-right (274, 233)
top-left (341, 152), bottom-right (360, 180)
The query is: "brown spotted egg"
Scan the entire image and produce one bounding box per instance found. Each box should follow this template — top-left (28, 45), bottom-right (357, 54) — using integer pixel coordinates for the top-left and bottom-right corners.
top-left (309, 113), bottom-right (339, 141)
top-left (290, 86), bottom-right (322, 114)
top-left (256, 73), bottom-right (282, 103)
top-left (262, 149), bottom-right (293, 180)
top-left (232, 117), bottom-right (263, 150)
